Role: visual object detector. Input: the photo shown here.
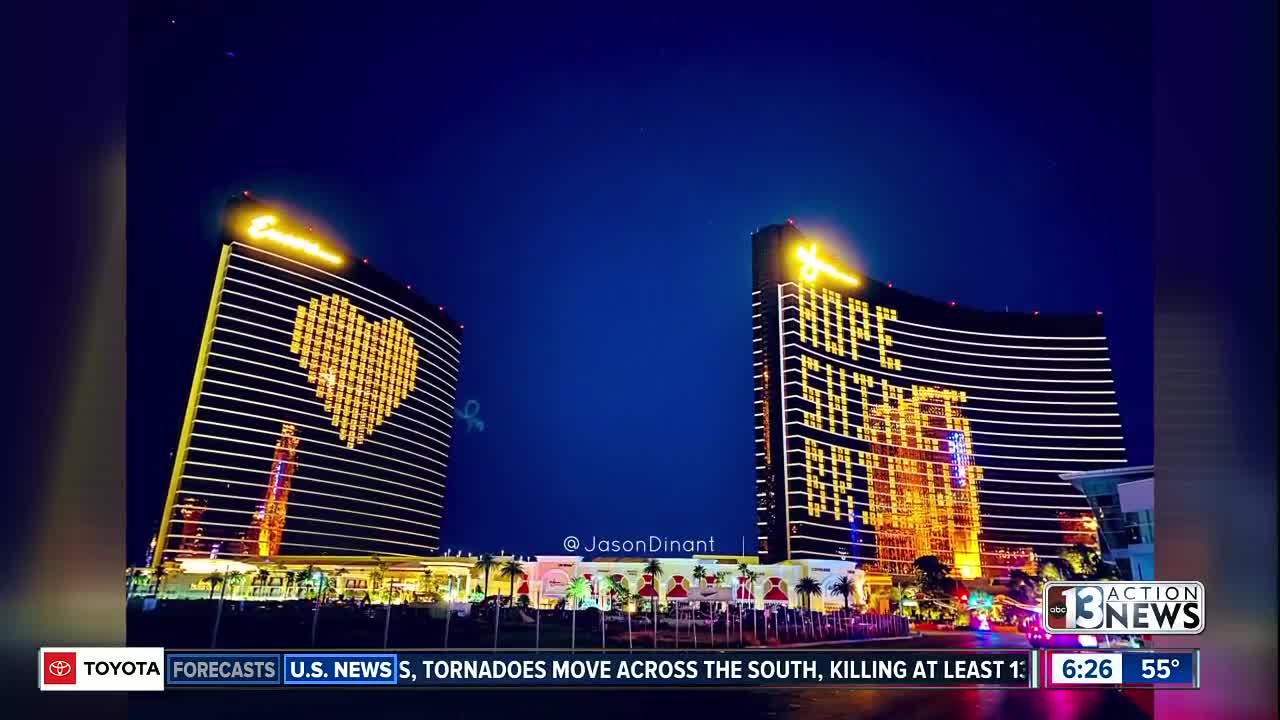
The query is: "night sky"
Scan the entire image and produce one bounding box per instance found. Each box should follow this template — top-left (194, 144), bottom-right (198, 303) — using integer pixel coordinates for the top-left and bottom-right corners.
top-left (127, 4), bottom-right (1152, 564)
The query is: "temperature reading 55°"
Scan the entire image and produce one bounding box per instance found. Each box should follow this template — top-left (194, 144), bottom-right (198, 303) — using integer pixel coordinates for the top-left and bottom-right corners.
top-left (1141, 658), bottom-right (1179, 680)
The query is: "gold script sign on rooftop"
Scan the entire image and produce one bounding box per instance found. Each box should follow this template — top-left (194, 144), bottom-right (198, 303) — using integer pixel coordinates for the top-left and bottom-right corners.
top-left (289, 293), bottom-right (420, 447)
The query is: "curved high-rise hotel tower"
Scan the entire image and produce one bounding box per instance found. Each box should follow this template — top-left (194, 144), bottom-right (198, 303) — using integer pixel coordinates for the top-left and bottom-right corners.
top-left (153, 196), bottom-right (462, 565)
top-left (752, 222), bottom-right (1126, 578)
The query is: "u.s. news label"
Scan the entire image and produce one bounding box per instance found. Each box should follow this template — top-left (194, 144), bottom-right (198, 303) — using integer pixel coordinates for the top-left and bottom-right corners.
top-left (1043, 581), bottom-right (1204, 635)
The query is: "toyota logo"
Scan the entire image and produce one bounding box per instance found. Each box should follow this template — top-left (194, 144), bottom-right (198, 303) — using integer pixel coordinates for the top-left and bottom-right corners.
top-left (47, 660), bottom-right (73, 677)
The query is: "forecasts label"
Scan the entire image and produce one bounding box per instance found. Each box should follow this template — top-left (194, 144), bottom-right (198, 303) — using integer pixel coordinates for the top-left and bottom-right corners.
top-left (167, 653), bottom-right (282, 685)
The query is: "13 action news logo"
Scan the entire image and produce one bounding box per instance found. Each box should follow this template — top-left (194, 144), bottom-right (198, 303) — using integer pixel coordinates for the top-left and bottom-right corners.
top-left (38, 647), bottom-right (165, 691)
top-left (1043, 581), bottom-right (1204, 635)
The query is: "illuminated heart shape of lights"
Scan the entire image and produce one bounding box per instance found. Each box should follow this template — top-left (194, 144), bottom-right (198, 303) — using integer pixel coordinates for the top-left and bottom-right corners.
top-left (289, 293), bottom-right (420, 447)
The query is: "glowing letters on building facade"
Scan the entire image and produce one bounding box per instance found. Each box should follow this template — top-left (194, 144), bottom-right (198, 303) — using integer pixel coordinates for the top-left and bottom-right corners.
top-left (752, 223), bottom-right (1127, 577)
top-left (246, 215), bottom-right (343, 266)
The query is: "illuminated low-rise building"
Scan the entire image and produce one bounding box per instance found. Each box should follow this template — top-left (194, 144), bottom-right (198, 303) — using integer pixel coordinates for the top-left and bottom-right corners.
top-left (147, 553), bottom-right (891, 613)
top-left (1063, 465), bottom-right (1154, 580)
top-left (153, 195), bottom-right (463, 565)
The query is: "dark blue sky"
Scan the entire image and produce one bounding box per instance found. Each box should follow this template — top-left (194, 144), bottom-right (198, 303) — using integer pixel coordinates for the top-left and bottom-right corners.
top-left (128, 3), bottom-right (1152, 563)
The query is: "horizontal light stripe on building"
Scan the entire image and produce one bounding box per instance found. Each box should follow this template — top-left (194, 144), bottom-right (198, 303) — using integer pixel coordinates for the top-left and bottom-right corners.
top-left (168, 520), bottom-right (439, 549)
top-left (221, 268), bottom-right (461, 388)
top-left (213, 301), bottom-right (458, 414)
top-left (180, 475), bottom-right (442, 518)
top-left (193, 413), bottom-right (447, 480)
top-left (175, 501), bottom-right (440, 537)
top-left (217, 285), bottom-right (462, 388)
top-left (186, 431), bottom-right (445, 495)
top-left (780, 428), bottom-right (1125, 466)
top-left (184, 460), bottom-right (442, 510)
top-left (231, 242), bottom-right (461, 355)
top-left (199, 384), bottom-right (450, 458)
top-left (203, 348), bottom-right (454, 441)
top-left (784, 491), bottom-right (1086, 511)
top-left (164, 533), bottom-right (427, 559)
top-left (194, 401), bottom-right (448, 469)
top-left (779, 338), bottom-right (1115, 394)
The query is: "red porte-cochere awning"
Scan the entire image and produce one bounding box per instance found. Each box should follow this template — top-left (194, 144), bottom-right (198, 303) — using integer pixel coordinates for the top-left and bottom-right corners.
top-left (763, 577), bottom-right (789, 602)
top-left (638, 574), bottom-right (658, 597)
top-left (667, 575), bottom-right (688, 598)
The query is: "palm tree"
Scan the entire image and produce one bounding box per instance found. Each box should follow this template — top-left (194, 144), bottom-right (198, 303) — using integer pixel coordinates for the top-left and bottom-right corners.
top-left (305, 567), bottom-right (327, 648)
top-left (690, 565), bottom-right (707, 649)
top-left (691, 563), bottom-right (711, 648)
top-left (300, 564), bottom-right (318, 599)
top-left (203, 573), bottom-right (224, 600)
top-left (889, 583), bottom-right (906, 616)
top-left (533, 584), bottom-right (541, 651)
top-left (210, 571), bottom-right (242, 648)
top-left (419, 569), bottom-right (435, 602)
top-left (796, 577), bottom-right (820, 610)
top-left (151, 565), bottom-right (169, 596)
top-left (610, 580), bottom-right (634, 650)
top-left (474, 554), bottom-right (497, 601)
top-left (599, 580), bottom-right (608, 651)
top-left (443, 579), bottom-right (454, 649)
top-left (499, 560), bottom-right (523, 604)
top-left (315, 570), bottom-right (332, 603)
top-left (369, 558), bottom-right (387, 603)
top-left (382, 574), bottom-right (398, 649)
top-left (735, 563), bottom-right (750, 644)
top-left (826, 578), bottom-right (846, 639)
top-left (643, 559), bottom-right (663, 648)
top-left (714, 571), bottom-right (730, 646)
top-left (565, 576), bottom-right (590, 651)
top-left (255, 567), bottom-right (271, 598)
top-left (495, 559), bottom-right (523, 649)
top-left (796, 577), bottom-right (821, 639)
top-left (226, 571), bottom-right (245, 599)
top-left (330, 568), bottom-right (348, 602)
top-left (745, 569), bottom-right (762, 645)
top-left (832, 576), bottom-right (853, 611)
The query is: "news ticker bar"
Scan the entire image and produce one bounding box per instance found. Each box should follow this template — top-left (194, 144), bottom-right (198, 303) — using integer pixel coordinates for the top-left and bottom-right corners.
top-left (160, 649), bottom-right (1197, 689)
top-left (168, 650), bottom-right (1031, 688)
top-left (39, 648), bottom-right (1201, 691)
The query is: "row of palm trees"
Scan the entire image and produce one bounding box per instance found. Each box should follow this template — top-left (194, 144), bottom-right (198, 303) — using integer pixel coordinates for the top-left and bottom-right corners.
top-left (127, 564), bottom-right (353, 602)
top-left (130, 562), bottom-right (380, 649)
top-left (468, 556), bottom-right (872, 651)
top-left (130, 556), bottom-right (878, 650)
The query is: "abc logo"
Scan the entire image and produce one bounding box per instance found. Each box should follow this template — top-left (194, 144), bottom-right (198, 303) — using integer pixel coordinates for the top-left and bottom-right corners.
top-left (1043, 586), bottom-right (1070, 628)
